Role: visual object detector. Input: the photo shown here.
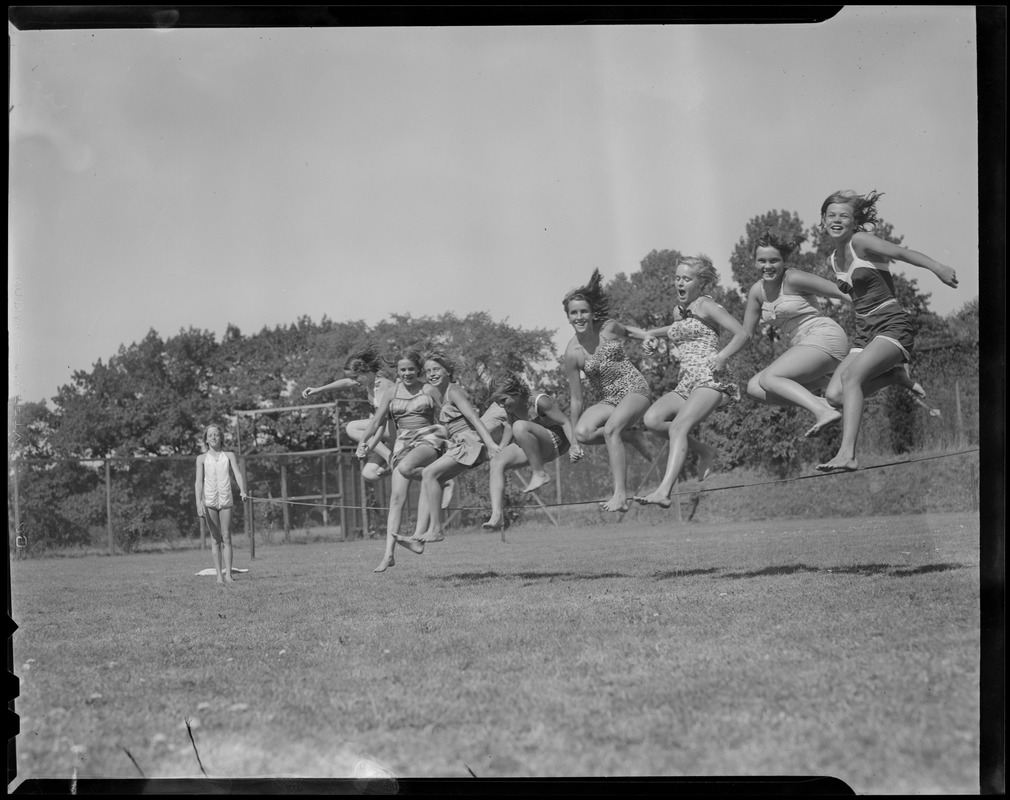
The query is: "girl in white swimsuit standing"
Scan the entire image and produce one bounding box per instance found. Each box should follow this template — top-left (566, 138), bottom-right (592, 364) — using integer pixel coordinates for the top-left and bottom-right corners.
top-left (195, 424), bottom-right (249, 584)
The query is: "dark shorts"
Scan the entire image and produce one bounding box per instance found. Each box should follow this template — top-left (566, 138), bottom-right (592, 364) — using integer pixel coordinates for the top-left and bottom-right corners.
top-left (851, 301), bottom-right (914, 359)
top-left (545, 424), bottom-right (570, 459)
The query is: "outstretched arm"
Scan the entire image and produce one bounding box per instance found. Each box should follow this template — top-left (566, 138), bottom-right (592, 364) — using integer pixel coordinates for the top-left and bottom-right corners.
top-left (783, 268), bottom-right (850, 302)
top-left (301, 376), bottom-right (357, 399)
top-left (854, 231), bottom-right (959, 288)
top-left (604, 318), bottom-right (656, 342)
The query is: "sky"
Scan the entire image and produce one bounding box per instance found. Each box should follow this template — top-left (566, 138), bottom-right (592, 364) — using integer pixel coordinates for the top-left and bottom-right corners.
top-left (8, 6), bottom-right (982, 407)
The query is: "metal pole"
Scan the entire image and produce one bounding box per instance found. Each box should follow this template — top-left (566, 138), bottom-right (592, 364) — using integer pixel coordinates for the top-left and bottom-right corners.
top-left (359, 465), bottom-right (369, 540)
top-left (321, 453), bottom-right (329, 527)
top-left (555, 460), bottom-right (562, 506)
top-left (106, 459), bottom-right (114, 555)
top-left (281, 461), bottom-right (290, 541)
top-left (334, 403), bottom-right (347, 540)
top-left (955, 379), bottom-right (965, 447)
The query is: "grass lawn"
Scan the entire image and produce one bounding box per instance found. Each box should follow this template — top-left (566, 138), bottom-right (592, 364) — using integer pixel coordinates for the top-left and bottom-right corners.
top-left (9, 510), bottom-right (982, 793)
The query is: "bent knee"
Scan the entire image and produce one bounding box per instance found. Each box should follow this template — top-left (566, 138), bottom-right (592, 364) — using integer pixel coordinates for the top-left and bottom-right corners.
top-left (361, 463), bottom-right (385, 482)
top-left (642, 409), bottom-right (665, 431)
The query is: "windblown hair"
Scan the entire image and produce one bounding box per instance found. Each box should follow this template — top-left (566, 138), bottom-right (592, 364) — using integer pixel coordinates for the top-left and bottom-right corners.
top-left (491, 374), bottom-right (532, 407)
top-left (562, 268), bottom-right (611, 320)
top-left (343, 345), bottom-right (388, 375)
top-left (754, 229), bottom-right (798, 262)
top-left (678, 255), bottom-right (719, 291)
top-left (421, 347), bottom-right (458, 381)
top-left (819, 189), bottom-right (884, 231)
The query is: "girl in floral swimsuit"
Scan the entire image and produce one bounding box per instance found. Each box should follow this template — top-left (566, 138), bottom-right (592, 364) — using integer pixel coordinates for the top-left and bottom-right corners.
top-left (563, 269), bottom-right (657, 513)
top-left (635, 256), bottom-right (751, 509)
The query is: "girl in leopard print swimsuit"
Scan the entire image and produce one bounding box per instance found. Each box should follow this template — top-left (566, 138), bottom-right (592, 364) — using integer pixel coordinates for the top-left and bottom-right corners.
top-left (563, 269), bottom-right (658, 513)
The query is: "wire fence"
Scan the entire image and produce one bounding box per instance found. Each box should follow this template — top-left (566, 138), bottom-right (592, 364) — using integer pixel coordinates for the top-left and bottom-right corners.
top-left (8, 379), bottom-right (980, 559)
top-left (9, 441), bottom-right (980, 561)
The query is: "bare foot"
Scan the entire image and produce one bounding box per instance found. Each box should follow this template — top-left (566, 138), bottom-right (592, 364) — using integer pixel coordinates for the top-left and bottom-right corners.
top-left (482, 516), bottom-right (503, 531)
top-left (634, 491), bottom-right (672, 509)
top-left (892, 364), bottom-right (927, 400)
top-left (412, 529), bottom-right (445, 543)
top-left (804, 408), bottom-right (843, 438)
top-left (216, 576), bottom-right (225, 584)
top-left (394, 534), bottom-right (425, 554)
top-left (373, 554), bottom-right (395, 573)
top-left (599, 496), bottom-right (630, 513)
top-left (522, 471), bottom-right (551, 494)
top-left (224, 574), bottom-right (235, 584)
top-left (816, 457), bottom-right (858, 472)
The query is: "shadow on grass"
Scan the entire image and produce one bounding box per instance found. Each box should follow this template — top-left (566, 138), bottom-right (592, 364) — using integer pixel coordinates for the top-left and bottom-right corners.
top-left (439, 569), bottom-right (631, 585)
top-left (436, 563), bottom-right (964, 587)
top-left (651, 568), bottom-right (723, 580)
top-left (721, 562), bottom-right (965, 579)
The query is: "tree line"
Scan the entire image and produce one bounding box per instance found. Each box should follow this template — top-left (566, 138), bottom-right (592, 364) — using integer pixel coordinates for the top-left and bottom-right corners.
top-left (9, 208), bottom-right (979, 550)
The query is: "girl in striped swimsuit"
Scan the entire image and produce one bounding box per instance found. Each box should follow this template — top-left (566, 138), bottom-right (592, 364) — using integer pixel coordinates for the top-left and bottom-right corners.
top-left (406, 349), bottom-right (503, 544)
top-left (356, 348), bottom-right (447, 572)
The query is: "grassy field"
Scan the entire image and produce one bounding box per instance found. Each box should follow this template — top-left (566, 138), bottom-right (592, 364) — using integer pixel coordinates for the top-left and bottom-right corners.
top-left (9, 510), bottom-right (981, 794)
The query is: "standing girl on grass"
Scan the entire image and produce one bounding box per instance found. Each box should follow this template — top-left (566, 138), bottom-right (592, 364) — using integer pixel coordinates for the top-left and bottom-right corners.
top-left (195, 424), bottom-right (249, 584)
top-left (356, 348), bottom-right (447, 572)
top-left (300, 345), bottom-right (396, 482)
top-left (635, 256), bottom-right (751, 508)
top-left (406, 350), bottom-right (504, 544)
top-left (563, 269), bottom-right (658, 513)
top-left (481, 374), bottom-right (575, 532)
top-left (815, 190), bottom-right (958, 472)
